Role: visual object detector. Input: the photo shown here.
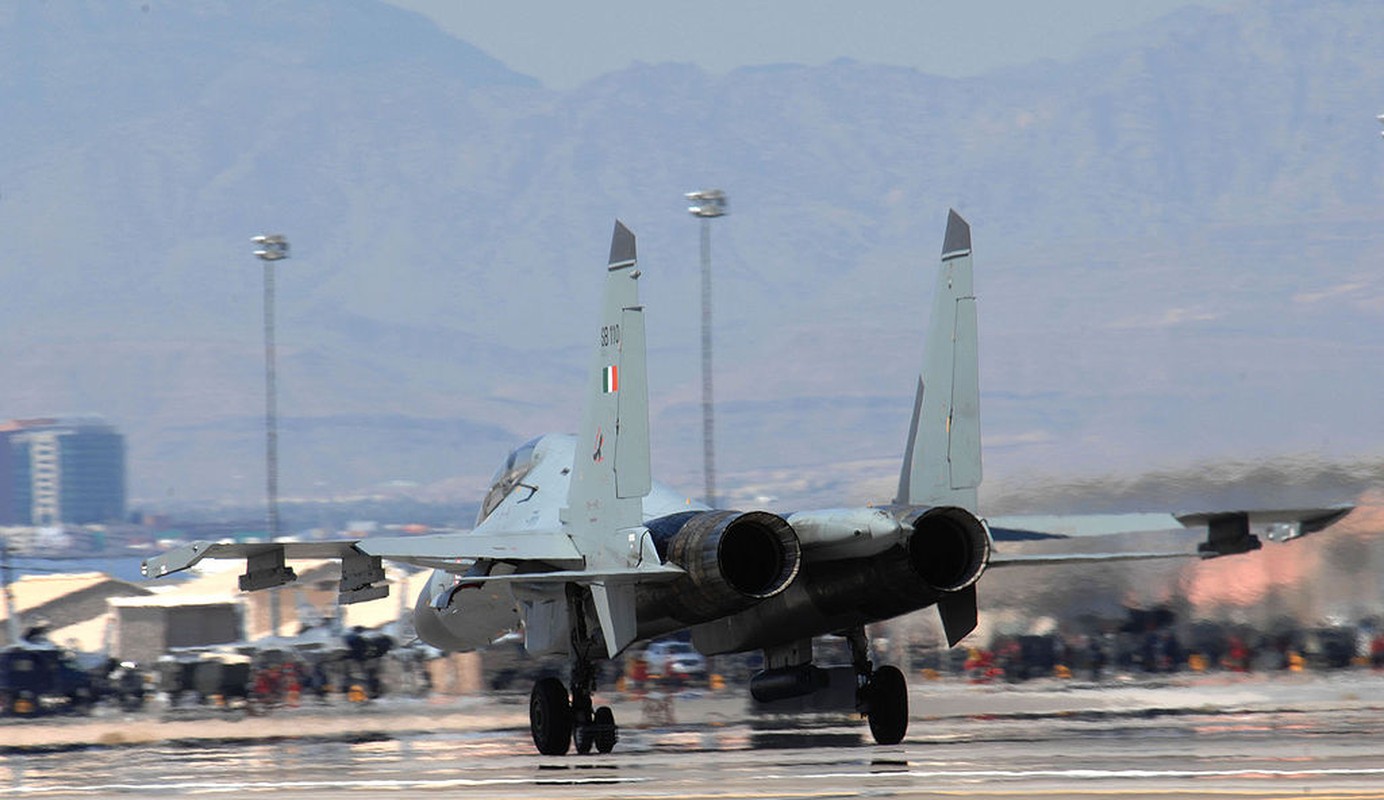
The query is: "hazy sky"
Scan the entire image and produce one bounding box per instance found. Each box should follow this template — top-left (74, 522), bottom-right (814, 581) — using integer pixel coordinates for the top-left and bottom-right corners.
top-left (385, 0), bottom-right (1236, 89)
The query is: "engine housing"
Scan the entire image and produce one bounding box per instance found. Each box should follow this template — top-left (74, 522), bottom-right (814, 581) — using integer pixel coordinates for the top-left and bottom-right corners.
top-left (690, 505), bottom-right (991, 655)
top-left (643, 509), bottom-right (802, 625)
top-left (412, 568), bottom-right (521, 652)
top-left (896, 505), bottom-right (990, 593)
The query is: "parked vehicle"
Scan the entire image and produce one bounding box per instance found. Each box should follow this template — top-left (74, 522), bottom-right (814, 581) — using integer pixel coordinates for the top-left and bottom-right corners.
top-left (641, 640), bottom-right (707, 684)
top-left (0, 645), bottom-right (97, 716)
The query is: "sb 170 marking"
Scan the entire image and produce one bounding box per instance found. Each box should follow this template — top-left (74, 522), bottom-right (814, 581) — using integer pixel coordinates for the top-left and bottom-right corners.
top-left (601, 324), bottom-right (621, 347)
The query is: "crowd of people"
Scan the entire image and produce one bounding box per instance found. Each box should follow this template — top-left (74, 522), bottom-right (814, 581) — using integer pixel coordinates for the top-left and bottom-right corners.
top-left (946, 619), bottom-right (1384, 683)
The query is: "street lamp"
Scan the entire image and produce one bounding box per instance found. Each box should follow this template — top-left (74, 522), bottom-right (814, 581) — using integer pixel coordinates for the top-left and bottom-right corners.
top-left (251, 234), bottom-right (289, 544)
top-left (685, 190), bottom-right (727, 508)
top-left (252, 234), bottom-right (289, 637)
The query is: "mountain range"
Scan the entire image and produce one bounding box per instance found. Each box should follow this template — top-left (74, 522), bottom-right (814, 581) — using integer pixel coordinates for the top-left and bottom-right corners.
top-left (1, 0), bottom-right (1381, 514)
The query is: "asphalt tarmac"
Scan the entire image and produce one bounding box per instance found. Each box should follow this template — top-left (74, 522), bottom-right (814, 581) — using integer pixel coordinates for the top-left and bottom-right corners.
top-left (4, 672), bottom-right (1384, 799)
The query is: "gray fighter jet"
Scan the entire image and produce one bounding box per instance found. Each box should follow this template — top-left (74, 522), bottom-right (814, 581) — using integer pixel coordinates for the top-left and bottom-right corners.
top-left (144, 212), bottom-right (1349, 755)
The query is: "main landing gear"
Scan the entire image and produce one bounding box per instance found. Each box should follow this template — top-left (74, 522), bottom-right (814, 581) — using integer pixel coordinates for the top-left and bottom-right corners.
top-left (529, 676), bottom-right (572, 755)
top-left (849, 627), bottom-right (909, 746)
top-left (528, 588), bottom-right (620, 756)
top-left (752, 628), bottom-right (911, 746)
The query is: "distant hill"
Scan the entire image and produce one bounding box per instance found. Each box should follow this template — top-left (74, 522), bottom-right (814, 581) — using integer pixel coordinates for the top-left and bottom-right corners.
top-left (0, 0), bottom-right (1381, 511)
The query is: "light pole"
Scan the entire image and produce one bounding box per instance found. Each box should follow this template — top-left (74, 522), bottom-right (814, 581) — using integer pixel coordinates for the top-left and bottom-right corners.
top-left (2, 537), bottom-right (20, 646)
top-left (685, 189), bottom-right (727, 508)
top-left (252, 233), bottom-right (288, 635)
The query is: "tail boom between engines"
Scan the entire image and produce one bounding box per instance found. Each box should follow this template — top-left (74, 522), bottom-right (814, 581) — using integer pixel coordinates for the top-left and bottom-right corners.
top-left (690, 505), bottom-right (989, 655)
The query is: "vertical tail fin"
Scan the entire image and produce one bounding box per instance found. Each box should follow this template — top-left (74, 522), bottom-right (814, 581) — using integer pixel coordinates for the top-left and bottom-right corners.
top-left (561, 221), bottom-right (652, 570)
top-left (896, 209), bottom-right (981, 512)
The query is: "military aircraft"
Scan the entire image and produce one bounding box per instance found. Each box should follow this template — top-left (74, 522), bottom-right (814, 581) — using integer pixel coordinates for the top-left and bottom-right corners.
top-left (144, 211), bottom-right (1350, 755)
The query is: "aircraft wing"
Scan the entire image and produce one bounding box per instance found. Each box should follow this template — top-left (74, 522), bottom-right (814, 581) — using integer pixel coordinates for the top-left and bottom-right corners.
top-left (986, 504), bottom-right (1353, 568)
top-left (144, 531), bottom-right (582, 576)
top-left (142, 529), bottom-right (684, 606)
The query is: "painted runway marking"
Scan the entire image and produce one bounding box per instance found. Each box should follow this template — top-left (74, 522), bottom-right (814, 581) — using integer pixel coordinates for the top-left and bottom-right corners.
top-left (6, 774), bottom-right (648, 795)
top-left (11, 765), bottom-right (1384, 796)
top-left (785, 767), bottom-right (1384, 781)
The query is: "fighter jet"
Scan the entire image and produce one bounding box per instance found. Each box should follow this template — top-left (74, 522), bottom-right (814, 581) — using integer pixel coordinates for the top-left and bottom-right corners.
top-left (144, 212), bottom-right (1350, 754)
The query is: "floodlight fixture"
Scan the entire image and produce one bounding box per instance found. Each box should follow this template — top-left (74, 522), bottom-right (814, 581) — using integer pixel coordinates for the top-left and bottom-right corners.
top-left (252, 234), bottom-right (290, 261)
top-left (686, 189), bottom-right (727, 218)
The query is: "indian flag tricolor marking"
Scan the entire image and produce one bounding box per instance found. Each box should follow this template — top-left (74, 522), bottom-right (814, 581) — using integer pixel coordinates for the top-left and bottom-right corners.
top-left (602, 365), bottom-right (619, 393)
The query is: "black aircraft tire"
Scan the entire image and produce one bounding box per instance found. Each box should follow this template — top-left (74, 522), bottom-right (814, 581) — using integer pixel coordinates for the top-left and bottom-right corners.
top-left (574, 708), bottom-right (594, 754)
top-left (530, 677), bottom-right (573, 755)
top-left (866, 665), bottom-right (908, 746)
top-left (594, 705), bottom-right (618, 754)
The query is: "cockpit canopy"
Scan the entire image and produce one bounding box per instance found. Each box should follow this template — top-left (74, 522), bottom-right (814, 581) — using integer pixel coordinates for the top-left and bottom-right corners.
top-left (477, 436), bottom-right (541, 525)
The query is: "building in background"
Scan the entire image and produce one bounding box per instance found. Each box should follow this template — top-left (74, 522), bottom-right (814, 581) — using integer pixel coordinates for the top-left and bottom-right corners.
top-left (0, 571), bottom-right (152, 649)
top-left (0, 417), bottom-right (126, 525)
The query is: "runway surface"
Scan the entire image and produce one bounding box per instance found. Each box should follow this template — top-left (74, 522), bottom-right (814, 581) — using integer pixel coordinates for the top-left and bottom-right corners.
top-left (4, 673), bottom-right (1384, 799)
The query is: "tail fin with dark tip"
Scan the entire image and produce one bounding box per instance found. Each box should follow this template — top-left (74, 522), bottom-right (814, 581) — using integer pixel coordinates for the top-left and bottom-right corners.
top-left (561, 221), bottom-right (652, 571)
top-left (896, 209), bottom-right (981, 513)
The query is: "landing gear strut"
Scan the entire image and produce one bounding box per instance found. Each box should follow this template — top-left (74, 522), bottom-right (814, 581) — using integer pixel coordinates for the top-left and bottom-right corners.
top-left (527, 586), bottom-right (620, 756)
top-left (848, 627), bottom-right (908, 745)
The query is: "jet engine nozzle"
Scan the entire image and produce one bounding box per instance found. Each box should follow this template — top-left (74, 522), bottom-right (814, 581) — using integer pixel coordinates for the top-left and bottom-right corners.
top-left (897, 506), bottom-right (990, 593)
top-left (645, 509), bottom-right (802, 624)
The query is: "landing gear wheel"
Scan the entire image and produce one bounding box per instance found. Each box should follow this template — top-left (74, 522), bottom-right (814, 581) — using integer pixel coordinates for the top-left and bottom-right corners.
top-left (530, 677), bottom-right (573, 755)
top-left (866, 665), bottom-right (908, 746)
top-left (574, 707), bottom-right (594, 754)
top-left (593, 705), bottom-right (618, 754)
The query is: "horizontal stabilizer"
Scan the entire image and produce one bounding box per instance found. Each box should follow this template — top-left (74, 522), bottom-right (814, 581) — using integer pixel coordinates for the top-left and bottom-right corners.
top-left (988, 550), bottom-right (1201, 568)
top-left (987, 526), bottom-right (1069, 542)
top-left (359, 531), bottom-right (586, 569)
top-left (443, 563), bottom-right (686, 585)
